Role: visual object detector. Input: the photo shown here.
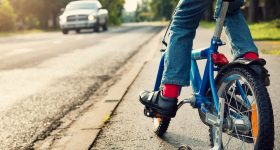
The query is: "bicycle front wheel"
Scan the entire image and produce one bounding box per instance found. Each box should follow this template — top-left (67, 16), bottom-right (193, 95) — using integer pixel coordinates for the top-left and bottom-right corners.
top-left (209, 66), bottom-right (274, 149)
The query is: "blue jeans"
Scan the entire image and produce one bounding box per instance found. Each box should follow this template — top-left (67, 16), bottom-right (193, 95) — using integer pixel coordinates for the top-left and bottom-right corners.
top-left (161, 0), bottom-right (258, 86)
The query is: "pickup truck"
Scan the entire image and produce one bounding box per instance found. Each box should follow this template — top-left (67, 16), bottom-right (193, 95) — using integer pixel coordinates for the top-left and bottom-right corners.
top-left (59, 0), bottom-right (108, 34)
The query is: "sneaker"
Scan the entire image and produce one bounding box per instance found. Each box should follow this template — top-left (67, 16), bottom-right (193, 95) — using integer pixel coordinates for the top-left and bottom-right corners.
top-left (139, 90), bottom-right (178, 118)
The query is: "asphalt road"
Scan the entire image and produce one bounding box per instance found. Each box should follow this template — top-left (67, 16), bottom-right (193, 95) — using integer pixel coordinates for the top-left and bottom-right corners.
top-left (0, 24), bottom-right (163, 149)
top-left (92, 28), bottom-right (280, 149)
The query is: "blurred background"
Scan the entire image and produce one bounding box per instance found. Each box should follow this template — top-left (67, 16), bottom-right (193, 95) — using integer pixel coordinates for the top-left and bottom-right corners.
top-left (0, 0), bottom-right (279, 31)
top-left (0, 0), bottom-right (279, 51)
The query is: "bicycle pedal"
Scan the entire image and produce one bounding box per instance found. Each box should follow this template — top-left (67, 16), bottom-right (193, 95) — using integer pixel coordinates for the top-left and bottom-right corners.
top-left (144, 107), bottom-right (155, 118)
top-left (160, 48), bottom-right (166, 52)
top-left (178, 145), bottom-right (192, 150)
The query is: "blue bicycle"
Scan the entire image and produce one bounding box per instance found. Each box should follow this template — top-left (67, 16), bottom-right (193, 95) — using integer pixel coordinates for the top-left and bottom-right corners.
top-left (143, 0), bottom-right (274, 149)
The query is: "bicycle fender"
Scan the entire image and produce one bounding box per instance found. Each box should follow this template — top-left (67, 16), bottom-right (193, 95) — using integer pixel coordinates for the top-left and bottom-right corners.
top-left (217, 58), bottom-right (270, 86)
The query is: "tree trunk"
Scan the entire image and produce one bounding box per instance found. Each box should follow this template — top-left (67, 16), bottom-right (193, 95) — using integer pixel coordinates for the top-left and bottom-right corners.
top-left (263, 0), bottom-right (280, 21)
top-left (248, 0), bottom-right (259, 23)
top-left (52, 11), bottom-right (58, 29)
top-left (39, 15), bottom-right (49, 29)
top-left (203, 0), bottom-right (214, 21)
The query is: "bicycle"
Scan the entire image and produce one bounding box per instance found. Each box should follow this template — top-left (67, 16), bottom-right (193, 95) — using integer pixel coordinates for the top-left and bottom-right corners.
top-left (143, 0), bottom-right (274, 149)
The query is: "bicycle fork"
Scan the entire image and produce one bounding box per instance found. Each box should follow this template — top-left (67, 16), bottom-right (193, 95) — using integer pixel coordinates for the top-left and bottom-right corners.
top-left (209, 0), bottom-right (229, 149)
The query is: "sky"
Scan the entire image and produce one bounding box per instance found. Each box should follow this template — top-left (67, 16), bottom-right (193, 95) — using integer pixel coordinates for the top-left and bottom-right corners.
top-left (124, 0), bottom-right (139, 12)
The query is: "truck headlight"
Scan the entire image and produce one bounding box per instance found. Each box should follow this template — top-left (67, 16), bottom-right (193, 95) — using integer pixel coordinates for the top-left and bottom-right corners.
top-left (88, 15), bottom-right (96, 21)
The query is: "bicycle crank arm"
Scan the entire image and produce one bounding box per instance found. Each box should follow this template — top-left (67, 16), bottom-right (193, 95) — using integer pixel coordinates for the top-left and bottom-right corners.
top-left (177, 96), bottom-right (196, 110)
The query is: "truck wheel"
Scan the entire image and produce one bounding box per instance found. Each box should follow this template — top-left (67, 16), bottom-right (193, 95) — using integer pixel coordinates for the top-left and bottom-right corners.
top-left (62, 29), bottom-right (68, 35)
top-left (102, 21), bottom-right (108, 31)
top-left (93, 23), bottom-right (100, 32)
top-left (76, 29), bottom-right (80, 33)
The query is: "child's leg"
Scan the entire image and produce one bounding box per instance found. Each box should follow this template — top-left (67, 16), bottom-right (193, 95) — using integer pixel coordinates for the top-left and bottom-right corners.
top-left (139, 0), bottom-right (212, 117)
top-left (161, 0), bottom-right (211, 98)
top-left (224, 11), bottom-right (259, 59)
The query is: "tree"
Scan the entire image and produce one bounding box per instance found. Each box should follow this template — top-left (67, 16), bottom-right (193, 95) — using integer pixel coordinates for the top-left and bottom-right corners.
top-left (203, 0), bottom-right (214, 21)
top-left (248, 0), bottom-right (259, 23)
top-left (263, 0), bottom-right (280, 21)
top-left (99, 0), bottom-right (125, 25)
top-left (0, 0), bottom-right (16, 31)
top-left (150, 0), bottom-right (175, 20)
top-left (9, 0), bottom-right (42, 28)
top-left (135, 0), bottom-right (153, 22)
top-left (8, 0), bottom-right (125, 29)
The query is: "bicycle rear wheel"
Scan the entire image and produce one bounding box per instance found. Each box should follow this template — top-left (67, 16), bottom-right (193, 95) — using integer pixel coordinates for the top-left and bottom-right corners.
top-left (209, 66), bottom-right (274, 149)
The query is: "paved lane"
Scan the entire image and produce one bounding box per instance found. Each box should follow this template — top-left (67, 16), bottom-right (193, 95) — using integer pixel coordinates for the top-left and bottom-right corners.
top-left (0, 23), bottom-right (163, 149)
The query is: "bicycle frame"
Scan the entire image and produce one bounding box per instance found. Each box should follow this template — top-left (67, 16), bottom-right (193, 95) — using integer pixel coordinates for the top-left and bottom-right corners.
top-left (154, 0), bottom-right (231, 114)
top-left (154, 37), bottom-right (223, 113)
top-left (153, 1), bottom-right (231, 149)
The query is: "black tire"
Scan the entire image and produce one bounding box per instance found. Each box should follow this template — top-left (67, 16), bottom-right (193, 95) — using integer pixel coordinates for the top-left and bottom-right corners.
top-left (153, 116), bottom-right (171, 137)
top-left (209, 66), bottom-right (274, 149)
top-left (102, 20), bottom-right (108, 31)
top-left (62, 29), bottom-right (68, 34)
top-left (93, 20), bottom-right (100, 32)
top-left (76, 29), bottom-right (80, 33)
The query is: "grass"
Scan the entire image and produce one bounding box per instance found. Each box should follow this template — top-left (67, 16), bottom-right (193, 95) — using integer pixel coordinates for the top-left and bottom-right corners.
top-left (200, 20), bottom-right (280, 56)
top-left (199, 20), bottom-right (280, 41)
top-left (249, 20), bottom-right (280, 41)
top-left (199, 21), bottom-right (216, 29)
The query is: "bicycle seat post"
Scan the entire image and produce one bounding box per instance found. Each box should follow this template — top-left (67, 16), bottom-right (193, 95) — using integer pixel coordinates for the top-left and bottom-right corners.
top-left (213, 0), bottom-right (230, 40)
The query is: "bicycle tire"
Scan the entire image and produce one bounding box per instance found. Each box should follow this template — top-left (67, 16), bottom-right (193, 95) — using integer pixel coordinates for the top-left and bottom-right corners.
top-left (153, 116), bottom-right (171, 137)
top-left (209, 66), bottom-right (274, 149)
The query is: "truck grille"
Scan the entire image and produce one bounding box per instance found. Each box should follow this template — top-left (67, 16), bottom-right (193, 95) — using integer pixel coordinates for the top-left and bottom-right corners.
top-left (67, 15), bottom-right (88, 22)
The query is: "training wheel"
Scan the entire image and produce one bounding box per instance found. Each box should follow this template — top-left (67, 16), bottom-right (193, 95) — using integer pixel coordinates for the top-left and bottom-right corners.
top-left (178, 145), bottom-right (192, 150)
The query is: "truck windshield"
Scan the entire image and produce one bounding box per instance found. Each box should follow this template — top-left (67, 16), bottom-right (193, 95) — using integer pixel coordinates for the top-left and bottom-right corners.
top-left (66, 2), bottom-right (98, 11)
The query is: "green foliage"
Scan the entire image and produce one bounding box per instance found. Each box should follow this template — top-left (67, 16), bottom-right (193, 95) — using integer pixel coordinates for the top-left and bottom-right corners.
top-left (99, 0), bottom-right (125, 25)
top-left (199, 21), bottom-right (215, 29)
top-left (135, 0), bottom-right (153, 22)
top-left (199, 20), bottom-right (280, 41)
top-left (275, 19), bottom-right (280, 28)
top-left (135, 0), bottom-right (178, 22)
top-left (1, 0), bottom-right (124, 31)
top-left (150, 0), bottom-right (177, 20)
top-left (9, 0), bottom-right (74, 29)
top-left (0, 0), bottom-right (16, 31)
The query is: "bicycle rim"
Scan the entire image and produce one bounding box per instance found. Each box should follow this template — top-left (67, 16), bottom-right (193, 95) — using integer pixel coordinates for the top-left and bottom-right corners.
top-left (211, 73), bottom-right (260, 149)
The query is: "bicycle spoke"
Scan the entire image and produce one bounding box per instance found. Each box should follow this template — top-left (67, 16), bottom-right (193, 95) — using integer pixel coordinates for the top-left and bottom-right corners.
top-left (220, 77), bottom-right (256, 149)
top-left (240, 108), bottom-right (256, 114)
